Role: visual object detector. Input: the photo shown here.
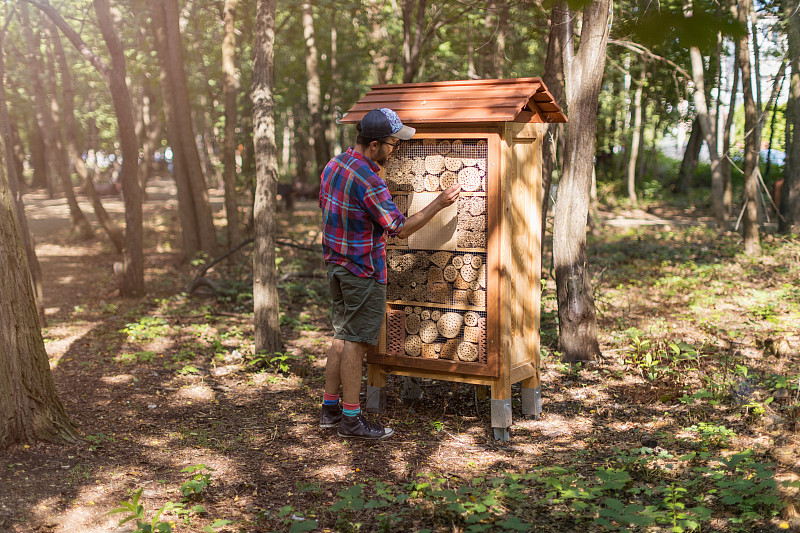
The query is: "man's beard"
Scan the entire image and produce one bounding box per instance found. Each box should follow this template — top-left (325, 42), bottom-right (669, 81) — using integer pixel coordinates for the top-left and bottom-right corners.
top-left (375, 154), bottom-right (389, 167)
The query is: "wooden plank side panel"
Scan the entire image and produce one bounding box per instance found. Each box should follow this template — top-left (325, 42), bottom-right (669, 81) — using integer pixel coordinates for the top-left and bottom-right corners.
top-left (493, 125), bottom-right (515, 401)
top-left (510, 137), bottom-right (542, 373)
top-left (486, 132), bottom-right (503, 381)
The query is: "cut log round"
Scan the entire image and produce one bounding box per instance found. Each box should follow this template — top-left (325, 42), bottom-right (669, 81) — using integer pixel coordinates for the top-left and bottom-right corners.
top-left (457, 341), bottom-right (479, 362)
top-left (405, 335), bottom-right (421, 356)
top-left (437, 312), bottom-right (463, 338)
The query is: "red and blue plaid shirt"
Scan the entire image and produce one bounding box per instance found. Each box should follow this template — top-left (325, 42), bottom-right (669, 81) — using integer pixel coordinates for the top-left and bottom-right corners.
top-left (320, 147), bottom-right (405, 283)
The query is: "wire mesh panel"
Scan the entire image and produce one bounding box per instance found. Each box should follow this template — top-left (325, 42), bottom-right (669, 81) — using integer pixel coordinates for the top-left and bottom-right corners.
top-left (383, 138), bottom-right (489, 367)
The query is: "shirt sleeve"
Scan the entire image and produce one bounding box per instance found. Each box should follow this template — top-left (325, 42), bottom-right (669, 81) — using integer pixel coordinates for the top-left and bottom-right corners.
top-left (362, 180), bottom-right (406, 237)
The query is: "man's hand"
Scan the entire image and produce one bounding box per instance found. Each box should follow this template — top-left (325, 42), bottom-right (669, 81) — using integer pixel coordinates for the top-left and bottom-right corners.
top-left (436, 184), bottom-right (461, 209)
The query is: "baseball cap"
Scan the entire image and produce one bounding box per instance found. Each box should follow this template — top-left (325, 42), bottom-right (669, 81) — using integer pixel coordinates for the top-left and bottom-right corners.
top-left (358, 108), bottom-right (416, 140)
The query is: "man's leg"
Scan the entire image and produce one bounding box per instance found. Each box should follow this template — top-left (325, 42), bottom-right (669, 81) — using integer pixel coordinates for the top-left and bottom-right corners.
top-left (324, 339), bottom-right (345, 396)
top-left (320, 339), bottom-right (345, 428)
top-left (339, 340), bottom-right (367, 406)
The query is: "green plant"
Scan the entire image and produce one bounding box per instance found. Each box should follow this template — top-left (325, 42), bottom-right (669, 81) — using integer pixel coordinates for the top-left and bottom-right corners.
top-left (684, 422), bottom-right (736, 449)
top-left (180, 464), bottom-right (214, 500)
top-left (107, 488), bottom-right (173, 533)
top-left (121, 317), bottom-right (170, 342)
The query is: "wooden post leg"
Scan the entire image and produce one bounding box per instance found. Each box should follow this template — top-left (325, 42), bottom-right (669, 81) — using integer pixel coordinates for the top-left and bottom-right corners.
top-left (366, 364), bottom-right (387, 413)
top-left (521, 376), bottom-right (542, 420)
top-left (490, 380), bottom-right (512, 441)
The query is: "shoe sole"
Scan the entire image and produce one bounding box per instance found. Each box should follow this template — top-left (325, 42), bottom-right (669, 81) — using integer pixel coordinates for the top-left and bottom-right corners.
top-left (320, 422), bottom-right (340, 429)
top-left (337, 429), bottom-right (394, 440)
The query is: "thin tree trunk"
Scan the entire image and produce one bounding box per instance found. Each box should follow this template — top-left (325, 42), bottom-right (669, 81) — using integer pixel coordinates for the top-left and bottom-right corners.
top-left (301, 1), bottom-right (328, 177)
top-left (627, 72), bottom-right (645, 205)
top-left (735, 0), bottom-right (761, 255)
top-left (541, 1), bottom-right (569, 278)
top-left (402, 0), bottom-right (427, 83)
top-left (781, 0), bottom-right (800, 231)
top-left (20, 4), bottom-right (91, 236)
top-left (0, 29), bottom-right (46, 325)
top-left (0, 124), bottom-right (80, 449)
top-left (683, 0), bottom-right (726, 227)
top-left (30, 120), bottom-right (48, 190)
top-left (150, 0), bottom-right (201, 258)
top-left (164, 0), bottom-right (218, 256)
top-left (26, 0), bottom-right (145, 295)
top-left (722, 54), bottom-right (739, 217)
top-left (44, 15), bottom-right (123, 252)
top-left (42, 22), bottom-right (94, 240)
top-left (552, 0), bottom-right (609, 363)
top-left (365, 0), bottom-right (393, 84)
top-left (223, 0), bottom-right (241, 247)
top-left (93, 0), bottom-right (144, 295)
top-left (253, 0), bottom-right (282, 355)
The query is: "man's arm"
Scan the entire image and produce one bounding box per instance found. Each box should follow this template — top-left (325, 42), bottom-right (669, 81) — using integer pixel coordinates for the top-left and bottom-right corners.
top-left (397, 184), bottom-right (461, 239)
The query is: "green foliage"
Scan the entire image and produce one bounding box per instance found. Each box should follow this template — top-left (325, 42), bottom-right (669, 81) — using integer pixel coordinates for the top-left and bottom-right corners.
top-left (180, 464), bottom-right (214, 500)
top-left (121, 317), bottom-right (170, 342)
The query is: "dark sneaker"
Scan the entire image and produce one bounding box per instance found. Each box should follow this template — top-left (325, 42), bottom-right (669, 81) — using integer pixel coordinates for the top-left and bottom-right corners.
top-left (337, 413), bottom-right (394, 440)
top-left (320, 403), bottom-right (342, 428)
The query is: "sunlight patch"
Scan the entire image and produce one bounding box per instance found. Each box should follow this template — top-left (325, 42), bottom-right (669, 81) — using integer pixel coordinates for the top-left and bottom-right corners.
top-left (101, 374), bottom-right (136, 384)
top-left (176, 384), bottom-right (215, 402)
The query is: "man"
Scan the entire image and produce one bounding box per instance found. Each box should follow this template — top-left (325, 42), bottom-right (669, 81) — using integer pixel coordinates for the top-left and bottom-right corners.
top-left (319, 108), bottom-right (460, 439)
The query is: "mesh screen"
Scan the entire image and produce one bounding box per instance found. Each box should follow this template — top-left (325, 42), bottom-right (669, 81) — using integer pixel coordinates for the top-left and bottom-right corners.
top-left (384, 138), bottom-right (489, 365)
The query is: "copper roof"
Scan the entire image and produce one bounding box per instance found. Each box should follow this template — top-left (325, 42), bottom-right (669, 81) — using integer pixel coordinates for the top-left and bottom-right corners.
top-left (341, 77), bottom-right (566, 125)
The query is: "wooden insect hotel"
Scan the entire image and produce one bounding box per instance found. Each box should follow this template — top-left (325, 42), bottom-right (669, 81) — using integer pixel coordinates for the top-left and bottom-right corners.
top-left (341, 78), bottom-right (566, 440)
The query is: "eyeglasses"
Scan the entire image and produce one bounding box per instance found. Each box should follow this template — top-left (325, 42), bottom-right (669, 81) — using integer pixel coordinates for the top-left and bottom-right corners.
top-left (381, 140), bottom-right (399, 149)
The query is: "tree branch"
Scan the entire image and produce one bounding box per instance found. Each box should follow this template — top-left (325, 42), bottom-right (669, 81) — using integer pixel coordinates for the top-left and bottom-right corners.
top-left (608, 38), bottom-right (691, 81)
top-left (21, 0), bottom-right (111, 80)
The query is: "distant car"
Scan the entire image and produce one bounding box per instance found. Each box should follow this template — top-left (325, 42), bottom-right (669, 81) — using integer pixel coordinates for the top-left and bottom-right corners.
top-left (760, 149), bottom-right (786, 166)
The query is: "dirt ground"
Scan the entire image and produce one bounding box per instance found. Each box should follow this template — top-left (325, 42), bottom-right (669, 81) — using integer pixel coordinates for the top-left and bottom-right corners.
top-left (1, 177), bottom-right (798, 532)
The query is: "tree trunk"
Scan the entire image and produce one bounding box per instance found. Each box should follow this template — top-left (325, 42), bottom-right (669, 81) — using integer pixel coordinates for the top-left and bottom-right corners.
top-left (0, 131), bottom-right (80, 450)
top-left (721, 55), bottom-right (739, 217)
top-left (223, 0), bottom-right (242, 247)
top-left (30, 120), bottom-right (48, 191)
top-left (301, 1), bottom-right (328, 177)
top-left (781, 0), bottom-right (800, 231)
top-left (683, 0), bottom-right (727, 227)
top-left (44, 15), bottom-right (124, 253)
top-left (43, 21), bottom-right (95, 240)
top-left (365, 0), bottom-right (393, 84)
top-left (0, 31), bottom-right (46, 325)
top-left (164, 0), bottom-right (218, 257)
top-left (253, 0), bottom-right (283, 355)
top-left (552, 0), bottom-right (609, 363)
top-left (541, 1), bottom-right (569, 277)
top-left (627, 72), bottom-right (644, 206)
top-left (20, 3), bottom-right (92, 238)
top-left (678, 117), bottom-right (702, 193)
top-left (27, 0), bottom-right (145, 295)
top-left (735, 0), bottom-right (761, 255)
top-left (93, 0), bottom-right (145, 295)
top-left (402, 0), bottom-right (427, 83)
top-left (150, 0), bottom-right (201, 258)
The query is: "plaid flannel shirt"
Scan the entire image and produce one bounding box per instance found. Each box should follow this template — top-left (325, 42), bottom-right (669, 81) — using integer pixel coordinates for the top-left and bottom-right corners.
top-left (320, 148), bottom-right (406, 283)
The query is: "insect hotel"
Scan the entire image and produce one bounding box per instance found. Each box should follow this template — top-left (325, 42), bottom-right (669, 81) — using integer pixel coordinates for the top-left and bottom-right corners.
top-left (341, 78), bottom-right (566, 440)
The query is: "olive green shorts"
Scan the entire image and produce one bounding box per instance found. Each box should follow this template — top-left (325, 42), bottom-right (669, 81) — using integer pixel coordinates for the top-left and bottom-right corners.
top-left (327, 263), bottom-right (386, 346)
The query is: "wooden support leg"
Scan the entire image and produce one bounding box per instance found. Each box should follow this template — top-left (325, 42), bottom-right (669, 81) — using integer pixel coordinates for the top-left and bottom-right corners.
top-left (490, 380), bottom-right (512, 442)
top-left (521, 376), bottom-right (542, 420)
top-left (366, 364), bottom-right (387, 413)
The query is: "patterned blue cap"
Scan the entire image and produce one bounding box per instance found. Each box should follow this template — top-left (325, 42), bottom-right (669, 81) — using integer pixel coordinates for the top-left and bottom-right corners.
top-left (359, 108), bottom-right (416, 140)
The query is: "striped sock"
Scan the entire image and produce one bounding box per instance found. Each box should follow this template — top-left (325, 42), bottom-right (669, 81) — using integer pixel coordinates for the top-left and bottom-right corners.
top-left (342, 402), bottom-right (360, 417)
top-left (323, 393), bottom-right (339, 406)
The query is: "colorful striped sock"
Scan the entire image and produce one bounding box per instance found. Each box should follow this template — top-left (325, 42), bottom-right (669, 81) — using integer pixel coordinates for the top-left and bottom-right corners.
top-left (342, 402), bottom-right (360, 417)
top-left (323, 393), bottom-right (339, 406)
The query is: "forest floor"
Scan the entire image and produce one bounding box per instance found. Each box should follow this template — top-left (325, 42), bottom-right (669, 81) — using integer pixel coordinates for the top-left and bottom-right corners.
top-left (1, 176), bottom-right (799, 533)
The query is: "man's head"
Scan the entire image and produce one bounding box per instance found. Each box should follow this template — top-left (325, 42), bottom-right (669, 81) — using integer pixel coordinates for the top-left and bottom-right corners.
top-left (356, 108), bottom-right (415, 166)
